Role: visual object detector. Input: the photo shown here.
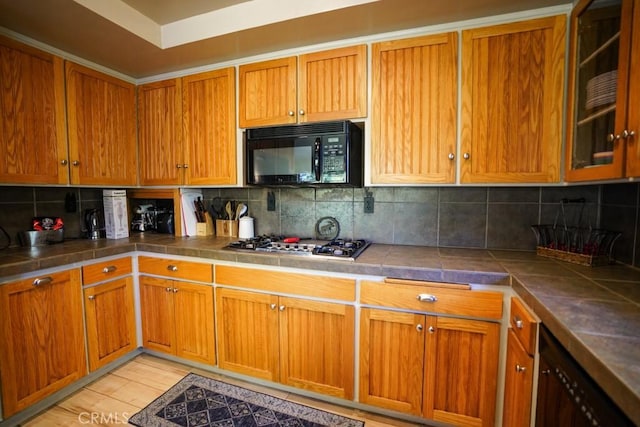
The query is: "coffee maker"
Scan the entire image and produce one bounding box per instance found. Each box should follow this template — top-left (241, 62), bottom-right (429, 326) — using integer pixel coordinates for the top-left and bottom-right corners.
top-left (84, 208), bottom-right (101, 239)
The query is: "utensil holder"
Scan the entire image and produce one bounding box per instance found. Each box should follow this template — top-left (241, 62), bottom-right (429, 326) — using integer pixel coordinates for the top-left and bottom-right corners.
top-left (196, 213), bottom-right (214, 236)
top-left (216, 219), bottom-right (238, 237)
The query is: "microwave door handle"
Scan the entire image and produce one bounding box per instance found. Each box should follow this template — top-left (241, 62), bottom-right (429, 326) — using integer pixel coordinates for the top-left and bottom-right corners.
top-left (314, 138), bottom-right (321, 181)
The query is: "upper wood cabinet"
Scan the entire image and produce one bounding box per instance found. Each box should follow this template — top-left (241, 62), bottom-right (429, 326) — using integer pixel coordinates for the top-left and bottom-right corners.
top-left (371, 33), bottom-right (458, 184)
top-left (565, 0), bottom-right (640, 181)
top-left (65, 62), bottom-right (137, 186)
top-left (0, 36), bottom-right (68, 185)
top-left (460, 15), bottom-right (566, 183)
top-left (238, 44), bottom-right (367, 127)
top-left (138, 78), bottom-right (184, 186)
top-left (182, 67), bottom-right (237, 185)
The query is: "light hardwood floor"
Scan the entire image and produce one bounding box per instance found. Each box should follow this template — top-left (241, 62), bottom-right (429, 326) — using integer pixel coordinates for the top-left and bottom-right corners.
top-left (23, 354), bottom-right (423, 426)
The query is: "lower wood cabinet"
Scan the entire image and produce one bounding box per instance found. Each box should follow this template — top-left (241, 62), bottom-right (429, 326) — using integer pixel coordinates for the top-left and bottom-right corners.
top-left (216, 285), bottom-right (355, 399)
top-left (139, 275), bottom-right (215, 365)
top-left (359, 280), bottom-right (502, 426)
top-left (0, 269), bottom-right (86, 417)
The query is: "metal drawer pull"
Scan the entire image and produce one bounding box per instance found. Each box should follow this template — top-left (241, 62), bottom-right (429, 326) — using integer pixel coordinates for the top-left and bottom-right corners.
top-left (165, 287), bottom-right (172, 292)
top-left (32, 277), bottom-right (53, 286)
top-left (516, 364), bottom-right (527, 373)
top-left (167, 265), bottom-right (178, 272)
top-left (88, 295), bottom-right (95, 301)
top-left (173, 288), bottom-right (179, 293)
top-left (270, 303), bottom-right (277, 310)
top-left (102, 265), bottom-right (117, 273)
top-left (416, 324), bottom-right (423, 332)
top-left (513, 315), bottom-right (524, 329)
top-left (428, 326), bottom-right (435, 333)
top-left (417, 294), bottom-right (438, 302)
top-left (279, 305), bottom-right (285, 311)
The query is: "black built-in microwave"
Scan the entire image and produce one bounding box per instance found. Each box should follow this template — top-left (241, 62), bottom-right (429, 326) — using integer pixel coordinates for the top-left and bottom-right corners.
top-left (245, 120), bottom-right (363, 187)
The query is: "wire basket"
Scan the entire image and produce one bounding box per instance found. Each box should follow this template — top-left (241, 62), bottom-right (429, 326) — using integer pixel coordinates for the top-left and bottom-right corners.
top-left (531, 198), bottom-right (621, 266)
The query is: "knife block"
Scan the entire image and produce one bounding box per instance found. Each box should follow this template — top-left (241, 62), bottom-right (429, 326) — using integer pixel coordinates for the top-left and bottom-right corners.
top-left (216, 219), bottom-right (238, 237)
top-left (196, 213), bottom-right (215, 236)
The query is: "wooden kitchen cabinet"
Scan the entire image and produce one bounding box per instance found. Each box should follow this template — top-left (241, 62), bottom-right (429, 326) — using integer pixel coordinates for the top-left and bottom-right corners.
top-left (460, 15), bottom-right (566, 183)
top-left (238, 44), bottom-right (366, 127)
top-left (215, 265), bottom-right (356, 400)
top-left (65, 61), bottom-right (137, 186)
top-left (138, 78), bottom-right (184, 186)
top-left (565, 0), bottom-right (640, 181)
top-left (0, 36), bottom-right (68, 185)
top-left (139, 257), bottom-right (214, 365)
top-left (359, 280), bottom-right (502, 426)
top-left (82, 257), bottom-right (136, 372)
top-left (371, 33), bottom-right (458, 184)
top-left (0, 269), bottom-right (86, 417)
top-left (182, 67), bottom-right (236, 185)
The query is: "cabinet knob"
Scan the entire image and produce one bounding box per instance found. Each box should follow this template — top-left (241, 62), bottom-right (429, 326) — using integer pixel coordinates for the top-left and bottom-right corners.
top-left (167, 265), bottom-right (178, 272)
top-left (279, 305), bottom-right (285, 311)
top-left (288, 110), bottom-right (295, 117)
top-left (607, 133), bottom-right (616, 143)
top-left (165, 287), bottom-right (172, 292)
top-left (513, 315), bottom-right (524, 329)
top-left (102, 265), bottom-right (117, 274)
top-left (72, 160), bottom-right (80, 166)
top-left (270, 303), bottom-right (277, 310)
top-left (173, 288), bottom-right (178, 293)
top-left (299, 109), bottom-right (305, 116)
top-left (448, 153), bottom-right (455, 160)
top-left (622, 129), bottom-right (636, 139)
top-left (463, 153), bottom-right (470, 160)
top-left (183, 164), bottom-right (189, 169)
top-left (176, 164), bottom-right (182, 169)
top-left (516, 364), bottom-right (527, 373)
top-left (88, 295), bottom-right (95, 301)
top-left (416, 324), bottom-right (423, 332)
top-left (417, 293), bottom-right (437, 302)
top-left (60, 159), bottom-right (68, 166)
top-left (428, 326), bottom-right (435, 333)
top-left (32, 277), bottom-right (53, 286)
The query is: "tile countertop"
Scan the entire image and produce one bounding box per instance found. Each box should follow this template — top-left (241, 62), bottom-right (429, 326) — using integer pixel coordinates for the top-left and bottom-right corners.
top-left (0, 233), bottom-right (638, 424)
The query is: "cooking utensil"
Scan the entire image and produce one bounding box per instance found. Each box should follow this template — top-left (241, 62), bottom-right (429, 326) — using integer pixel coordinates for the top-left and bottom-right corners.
top-left (236, 203), bottom-right (247, 219)
top-left (225, 201), bottom-right (233, 220)
top-left (212, 197), bottom-right (224, 219)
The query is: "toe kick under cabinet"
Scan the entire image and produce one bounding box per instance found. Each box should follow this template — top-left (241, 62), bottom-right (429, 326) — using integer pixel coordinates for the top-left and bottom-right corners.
top-left (214, 265), bottom-right (356, 400)
top-left (359, 278), bottom-right (503, 427)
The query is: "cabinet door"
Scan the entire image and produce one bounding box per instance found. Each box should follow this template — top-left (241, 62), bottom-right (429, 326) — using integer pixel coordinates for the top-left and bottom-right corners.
top-left (0, 269), bottom-right (86, 417)
top-left (625, 0), bottom-right (640, 177)
top-left (371, 33), bottom-right (458, 184)
top-left (216, 288), bottom-right (279, 381)
top-left (461, 16), bottom-right (566, 183)
top-left (139, 276), bottom-right (176, 354)
top-left (173, 281), bottom-right (215, 365)
top-left (182, 67), bottom-right (237, 185)
top-left (503, 329), bottom-right (535, 427)
top-left (0, 36), bottom-right (68, 184)
top-left (423, 316), bottom-right (500, 427)
top-left (238, 57), bottom-right (297, 127)
top-left (138, 78), bottom-right (184, 185)
top-left (279, 296), bottom-right (355, 399)
top-left (65, 62), bottom-right (136, 185)
top-left (298, 45), bottom-right (367, 123)
top-left (359, 308), bottom-right (425, 416)
top-left (84, 277), bottom-right (137, 371)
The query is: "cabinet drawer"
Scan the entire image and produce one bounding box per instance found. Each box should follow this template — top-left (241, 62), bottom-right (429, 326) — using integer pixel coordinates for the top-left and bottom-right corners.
top-left (361, 280), bottom-right (503, 319)
top-left (215, 265), bottom-right (356, 301)
top-left (139, 256), bottom-right (212, 282)
top-left (82, 257), bottom-right (132, 285)
top-left (510, 297), bottom-right (538, 356)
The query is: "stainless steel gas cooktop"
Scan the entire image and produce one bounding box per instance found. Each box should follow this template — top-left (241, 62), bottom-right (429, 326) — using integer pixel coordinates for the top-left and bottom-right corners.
top-left (225, 236), bottom-right (371, 260)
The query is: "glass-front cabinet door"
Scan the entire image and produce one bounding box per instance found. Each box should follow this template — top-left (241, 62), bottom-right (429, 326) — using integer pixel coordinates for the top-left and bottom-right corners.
top-left (566, 0), bottom-right (638, 181)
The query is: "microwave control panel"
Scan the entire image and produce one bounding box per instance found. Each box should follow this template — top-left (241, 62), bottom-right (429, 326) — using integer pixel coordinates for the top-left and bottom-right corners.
top-left (321, 136), bottom-right (347, 180)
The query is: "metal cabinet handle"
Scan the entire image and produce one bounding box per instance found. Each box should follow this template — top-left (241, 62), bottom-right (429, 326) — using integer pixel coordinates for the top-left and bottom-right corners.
top-left (167, 265), bottom-right (178, 272)
top-left (88, 295), bottom-right (95, 301)
top-left (165, 287), bottom-right (172, 292)
top-left (33, 277), bottom-right (53, 286)
top-left (270, 303), bottom-right (277, 310)
top-left (622, 129), bottom-right (636, 139)
top-left (173, 288), bottom-right (178, 293)
top-left (279, 305), bottom-right (285, 311)
top-left (60, 159), bottom-right (68, 166)
top-left (183, 164), bottom-right (189, 169)
top-left (72, 160), bottom-right (80, 166)
top-left (448, 153), bottom-right (455, 160)
top-left (176, 164), bottom-right (182, 169)
top-left (417, 294), bottom-right (437, 302)
top-left (513, 315), bottom-right (524, 329)
top-left (463, 152), bottom-right (470, 160)
top-left (416, 324), bottom-right (423, 332)
top-left (299, 109), bottom-right (305, 115)
top-left (516, 364), bottom-right (527, 373)
top-left (288, 110), bottom-right (295, 117)
top-left (428, 326), bottom-right (435, 333)
top-left (102, 265), bottom-right (117, 274)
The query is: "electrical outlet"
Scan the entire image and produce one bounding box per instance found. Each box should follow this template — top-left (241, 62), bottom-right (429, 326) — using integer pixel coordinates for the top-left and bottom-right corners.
top-left (364, 195), bottom-right (374, 214)
top-left (267, 191), bottom-right (276, 211)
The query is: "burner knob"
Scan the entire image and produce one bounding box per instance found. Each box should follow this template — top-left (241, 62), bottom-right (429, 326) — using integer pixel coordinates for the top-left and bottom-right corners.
top-left (334, 249), bottom-right (343, 256)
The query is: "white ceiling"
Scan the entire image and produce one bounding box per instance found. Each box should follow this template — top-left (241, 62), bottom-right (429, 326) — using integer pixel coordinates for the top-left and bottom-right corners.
top-left (0, 0), bottom-right (571, 79)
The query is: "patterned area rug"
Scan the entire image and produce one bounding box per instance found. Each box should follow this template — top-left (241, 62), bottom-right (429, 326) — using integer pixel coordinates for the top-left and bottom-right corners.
top-left (128, 373), bottom-right (364, 427)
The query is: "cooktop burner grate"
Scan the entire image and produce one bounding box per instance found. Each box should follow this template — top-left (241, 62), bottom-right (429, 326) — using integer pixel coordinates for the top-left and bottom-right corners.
top-left (225, 236), bottom-right (370, 260)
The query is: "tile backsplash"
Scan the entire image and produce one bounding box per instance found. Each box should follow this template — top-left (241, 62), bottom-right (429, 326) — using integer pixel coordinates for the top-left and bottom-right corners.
top-left (1, 183), bottom-right (638, 268)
